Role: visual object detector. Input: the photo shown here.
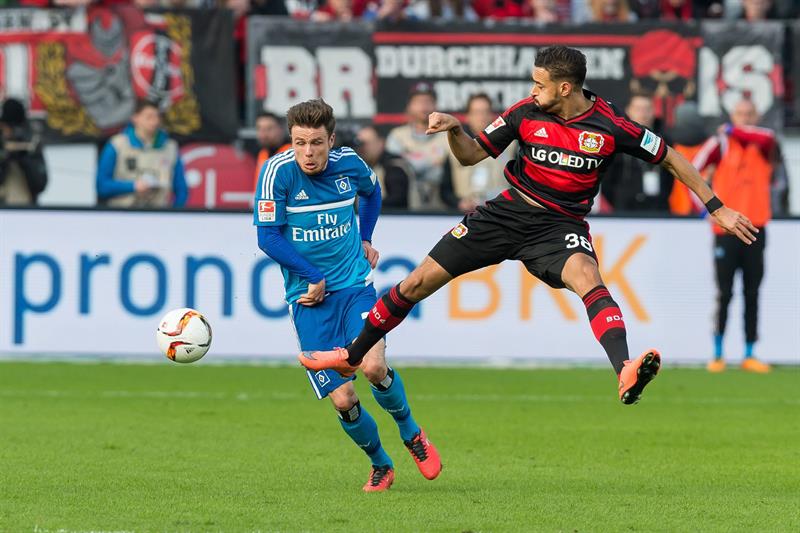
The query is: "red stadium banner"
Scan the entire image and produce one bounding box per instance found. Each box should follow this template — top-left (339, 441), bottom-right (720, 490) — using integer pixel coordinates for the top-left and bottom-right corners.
top-left (0, 7), bottom-right (238, 143)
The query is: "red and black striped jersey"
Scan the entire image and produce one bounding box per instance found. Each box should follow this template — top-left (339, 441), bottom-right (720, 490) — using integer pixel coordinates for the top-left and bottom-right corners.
top-left (474, 90), bottom-right (667, 218)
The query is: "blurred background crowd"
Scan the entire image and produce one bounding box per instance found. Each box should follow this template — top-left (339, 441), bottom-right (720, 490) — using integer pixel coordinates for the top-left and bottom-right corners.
top-left (0, 0), bottom-right (797, 217)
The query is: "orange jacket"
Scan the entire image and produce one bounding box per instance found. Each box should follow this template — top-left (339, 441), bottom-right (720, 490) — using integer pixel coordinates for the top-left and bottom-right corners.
top-left (669, 143), bottom-right (704, 215)
top-left (253, 144), bottom-right (291, 189)
top-left (693, 126), bottom-right (774, 233)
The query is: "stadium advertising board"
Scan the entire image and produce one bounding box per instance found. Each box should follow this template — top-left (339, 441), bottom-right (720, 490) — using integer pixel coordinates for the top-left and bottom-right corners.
top-left (247, 19), bottom-right (787, 131)
top-left (0, 7), bottom-right (238, 143)
top-left (2, 210), bottom-right (798, 364)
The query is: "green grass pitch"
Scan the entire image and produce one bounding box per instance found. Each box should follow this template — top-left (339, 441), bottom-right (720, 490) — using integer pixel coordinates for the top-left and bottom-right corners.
top-left (1, 361), bottom-right (798, 532)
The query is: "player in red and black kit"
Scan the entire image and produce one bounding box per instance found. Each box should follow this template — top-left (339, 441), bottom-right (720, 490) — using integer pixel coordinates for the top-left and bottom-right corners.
top-left (300, 46), bottom-right (758, 405)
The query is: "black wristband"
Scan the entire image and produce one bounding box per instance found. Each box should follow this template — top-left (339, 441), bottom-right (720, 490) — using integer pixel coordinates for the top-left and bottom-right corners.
top-left (705, 196), bottom-right (723, 213)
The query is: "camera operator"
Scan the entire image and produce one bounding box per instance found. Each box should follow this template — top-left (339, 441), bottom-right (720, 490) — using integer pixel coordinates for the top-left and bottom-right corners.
top-left (0, 98), bottom-right (48, 205)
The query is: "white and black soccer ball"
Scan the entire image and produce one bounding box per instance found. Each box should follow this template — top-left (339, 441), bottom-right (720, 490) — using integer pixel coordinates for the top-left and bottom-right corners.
top-left (156, 308), bottom-right (212, 363)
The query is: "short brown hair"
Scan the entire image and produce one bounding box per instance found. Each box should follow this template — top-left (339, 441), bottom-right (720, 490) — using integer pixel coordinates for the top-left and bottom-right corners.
top-left (286, 99), bottom-right (336, 136)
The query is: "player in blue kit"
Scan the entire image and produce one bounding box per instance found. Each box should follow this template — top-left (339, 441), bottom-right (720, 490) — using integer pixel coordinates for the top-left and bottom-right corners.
top-left (254, 99), bottom-right (441, 492)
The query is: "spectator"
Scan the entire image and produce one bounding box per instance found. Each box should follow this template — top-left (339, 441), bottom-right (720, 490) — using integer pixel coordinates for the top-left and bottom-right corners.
top-left (311, 0), bottom-right (367, 20)
top-left (692, 98), bottom-right (780, 373)
top-left (386, 82), bottom-right (457, 211)
top-left (522, 0), bottom-right (562, 21)
top-left (602, 91), bottom-right (672, 211)
top-left (449, 93), bottom-right (510, 213)
top-left (356, 125), bottom-right (411, 209)
top-left (253, 111), bottom-right (290, 185)
top-left (740, 0), bottom-right (777, 19)
top-left (667, 102), bottom-right (708, 215)
top-left (362, 0), bottom-right (407, 20)
top-left (404, 0), bottom-right (479, 19)
top-left (96, 99), bottom-right (187, 208)
top-left (472, 0), bottom-right (525, 18)
top-left (0, 98), bottom-right (48, 206)
top-left (588, 0), bottom-right (637, 21)
top-left (284, 0), bottom-right (323, 18)
top-left (474, 0), bottom-right (568, 19)
top-left (659, 0), bottom-right (694, 19)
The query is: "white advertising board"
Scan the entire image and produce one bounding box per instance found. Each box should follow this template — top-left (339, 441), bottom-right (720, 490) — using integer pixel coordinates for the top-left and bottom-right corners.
top-left (1, 210), bottom-right (798, 364)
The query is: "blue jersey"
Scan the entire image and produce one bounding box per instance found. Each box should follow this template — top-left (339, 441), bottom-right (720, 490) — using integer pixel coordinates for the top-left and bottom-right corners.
top-left (253, 147), bottom-right (378, 304)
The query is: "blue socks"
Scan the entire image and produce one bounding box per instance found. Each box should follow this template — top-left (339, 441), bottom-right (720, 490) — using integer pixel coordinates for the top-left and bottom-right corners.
top-left (714, 334), bottom-right (724, 360)
top-left (371, 368), bottom-right (420, 442)
top-left (745, 342), bottom-right (755, 359)
top-left (338, 402), bottom-right (392, 467)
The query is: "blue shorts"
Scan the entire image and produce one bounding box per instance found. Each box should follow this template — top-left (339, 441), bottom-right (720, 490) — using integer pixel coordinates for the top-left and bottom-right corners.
top-left (290, 284), bottom-right (377, 400)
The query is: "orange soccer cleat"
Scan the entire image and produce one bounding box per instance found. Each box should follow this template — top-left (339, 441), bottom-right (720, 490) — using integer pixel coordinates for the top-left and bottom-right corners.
top-left (741, 358), bottom-right (771, 373)
top-left (707, 359), bottom-right (726, 373)
top-left (618, 349), bottom-right (661, 405)
top-left (298, 348), bottom-right (359, 377)
top-left (363, 465), bottom-right (394, 492)
top-left (404, 429), bottom-right (442, 480)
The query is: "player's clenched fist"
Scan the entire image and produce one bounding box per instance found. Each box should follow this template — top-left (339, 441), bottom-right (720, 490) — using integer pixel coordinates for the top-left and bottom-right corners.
top-left (426, 112), bottom-right (460, 135)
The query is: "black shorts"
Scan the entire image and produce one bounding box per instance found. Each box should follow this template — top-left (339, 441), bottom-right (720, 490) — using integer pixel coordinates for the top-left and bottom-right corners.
top-left (428, 189), bottom-right (597, 289)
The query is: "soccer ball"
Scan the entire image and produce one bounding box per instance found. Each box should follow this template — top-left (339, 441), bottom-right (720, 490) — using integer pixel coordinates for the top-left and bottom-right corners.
top-left (156, 308), bottom-right (212, 363)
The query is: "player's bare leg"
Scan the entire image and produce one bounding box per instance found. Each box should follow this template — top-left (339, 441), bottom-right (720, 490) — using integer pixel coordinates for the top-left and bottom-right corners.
top-left (328, 381), bottom-right (395, 492)
top-left (561, 253), bottom-right (660, 404)
top-left (298, 256), bottom-right (452, 373)
top-left (361, 340), bottom-right (442, 480)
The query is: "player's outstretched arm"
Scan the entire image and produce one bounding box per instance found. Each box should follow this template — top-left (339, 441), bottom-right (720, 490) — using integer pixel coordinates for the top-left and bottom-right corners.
top-left (660, 145), bottom-right (759, 244)
top-left (427, 112), bottom-right (489, 166)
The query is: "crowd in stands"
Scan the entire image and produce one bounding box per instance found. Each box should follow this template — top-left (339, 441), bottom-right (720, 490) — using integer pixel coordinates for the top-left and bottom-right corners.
top-left (0, 0), bottom-right (794, 214)
top-left (241, 84), bottom-right (789, 216)
top-left (4, 0), bottom-right (798, 21)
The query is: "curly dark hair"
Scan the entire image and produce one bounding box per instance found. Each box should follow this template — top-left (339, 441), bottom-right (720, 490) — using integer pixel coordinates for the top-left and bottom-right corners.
top-left (534, 46), bottom-right (587, 88)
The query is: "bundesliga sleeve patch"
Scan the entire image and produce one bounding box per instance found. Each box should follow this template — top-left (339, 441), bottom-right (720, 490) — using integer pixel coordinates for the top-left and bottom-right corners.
top-left (484, 116), bottom-right (506, 134)
top-left (640, 129), bottom-right (662, 156)
top-left (257, 200), bottom-right (276, 222)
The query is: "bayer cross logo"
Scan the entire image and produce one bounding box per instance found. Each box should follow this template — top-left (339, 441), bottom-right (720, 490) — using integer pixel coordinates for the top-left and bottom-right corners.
top-left (335, 176), bottom-right (352, 194)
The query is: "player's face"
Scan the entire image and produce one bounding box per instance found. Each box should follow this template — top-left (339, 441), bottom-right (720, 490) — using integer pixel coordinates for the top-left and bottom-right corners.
top-left (530, 67), bottom-right (561, 113)
top-left (291, 125), bottom-right (334, 175)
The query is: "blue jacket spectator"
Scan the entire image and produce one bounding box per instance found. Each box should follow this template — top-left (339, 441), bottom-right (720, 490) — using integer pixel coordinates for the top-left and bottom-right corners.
top-left (96, 99), bottom-right (187, 208)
